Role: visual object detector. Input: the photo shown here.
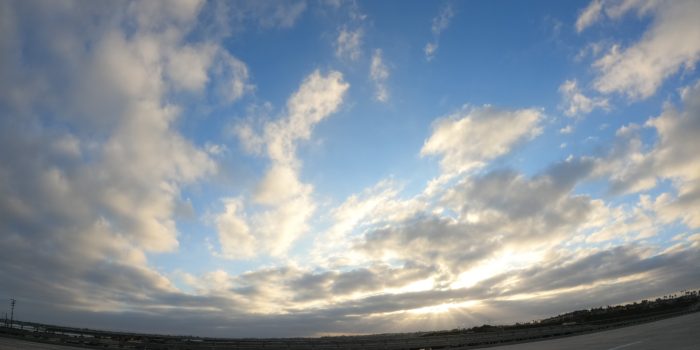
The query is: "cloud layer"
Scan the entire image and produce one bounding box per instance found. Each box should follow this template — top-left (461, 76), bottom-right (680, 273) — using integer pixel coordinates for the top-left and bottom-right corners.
top-left (0, 0), bottom-right (698, 338)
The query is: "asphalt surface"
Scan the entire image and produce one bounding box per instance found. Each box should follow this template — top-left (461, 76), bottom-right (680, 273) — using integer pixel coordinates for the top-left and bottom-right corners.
top-left (0, 337), bottom-right (84, 350)
top-left (483, 311), bottom-right (700, 350)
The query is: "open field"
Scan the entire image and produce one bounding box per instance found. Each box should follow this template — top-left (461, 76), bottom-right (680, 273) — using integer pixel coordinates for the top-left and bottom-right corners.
top-left (1, 311), bottom-right (699, 350)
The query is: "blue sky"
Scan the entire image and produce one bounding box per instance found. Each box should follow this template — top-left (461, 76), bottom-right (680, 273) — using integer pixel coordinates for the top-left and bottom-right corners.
top-left (1, 0), bottom-right (700, 337)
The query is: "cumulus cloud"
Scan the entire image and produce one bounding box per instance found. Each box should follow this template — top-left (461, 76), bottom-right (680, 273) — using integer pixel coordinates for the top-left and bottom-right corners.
top-left (578, 0), bottom-right (700, 99)
top-left (317, 158), bottom-right (699, 332)
top-left (339, 156), bottom-right (599, 290)
top-left (559, 79), bottom-right (609, 116)
top-left (221, 70), bottom-right (349, 258)
top-left (215, 198), bottom-right (256, 259)
top-left (0, 0), bottom-right (238, 315)
top-left (370, 49), bottom-right (390, 102)
top-left (582, 80), bottom-right (700, 247)
top-left (425, 3), bottom-right (454, 61)
top-left (596, 80), bottom-right (700, 213)
top-left (3, 0), bottom-right (699, 339)
top-left (421, 105), bottom-right (543, 174)
top-left (309, 179), bottom-right (426, 267)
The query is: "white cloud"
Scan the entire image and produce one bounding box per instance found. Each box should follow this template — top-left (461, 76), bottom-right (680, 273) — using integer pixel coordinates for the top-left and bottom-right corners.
top-left (358, 158), bottom-right (598, 276)
top-left (310, 179), bottom-right (426, 266)
top-left (424, 42), bottom-right (438, 60)
top-left (584, 0), bottom-right (700, 99)
top-left (335, 27), bottom-right (363, 61)
top-left (421, 105), bottom-right (543, 174)
top-left (584, 196), bottom-right (658, 243)
top-left (560, 125), bottom-right (574, 134)
top-left (425, 4), bottom-right (454, 61)
top-left (253, 164), bottom-right (308, 205)
top-left (3, 0), bottom-right (700, 339)
top-left (204, 142), bottom-right (228, 156)
top-left (0, 0), bottom-right (226, 313)
top-left (576, 0), bottom-right (662, 33)
top-left (214, 51), bottom-right (254, 103)
top-left (594, 80), bottom-right (700, 229)
top-left (219, 70), bottom-right (350, 258)
top-left (575, 0), bottom-right (603, 32)
top-left (165, 43), bottom-right (216, 92)
top-left (370, 49), bottom-right (389, 102)
top-left (216, 198), bottom-right (256, 259)
top-left (559, 79), bottom-right (609, 116)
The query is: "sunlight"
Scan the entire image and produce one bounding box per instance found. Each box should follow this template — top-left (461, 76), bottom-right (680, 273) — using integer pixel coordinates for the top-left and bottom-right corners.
top-left (393, 278), bottom-right (435, 294)
top-left (408, 300), bottom-right (479, 315)
top-left (451, 250), bottom-right (543, 289)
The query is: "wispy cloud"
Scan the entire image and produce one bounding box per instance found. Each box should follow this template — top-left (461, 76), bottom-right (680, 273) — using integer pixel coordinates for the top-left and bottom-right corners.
top-left (559, 79), bottom-right (609, 117)
top-left (425, 3), bottom-right (454, 61)
top-left (560, 125), bottom-right (574, 134)
top-left (335, 27), bottom-right (363, 61)
top-left (421, 105), bottom-right (543, 174)
top-left (370, 49), bottom-right (390, 102)
top-left (221, 70), bottom-right (349, 258)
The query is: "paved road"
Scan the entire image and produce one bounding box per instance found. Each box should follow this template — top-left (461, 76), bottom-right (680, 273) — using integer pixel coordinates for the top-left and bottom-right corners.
top-left (482, 312), bottom-right (700, 350)
top-left (0, 337), bottom-right (84, 350)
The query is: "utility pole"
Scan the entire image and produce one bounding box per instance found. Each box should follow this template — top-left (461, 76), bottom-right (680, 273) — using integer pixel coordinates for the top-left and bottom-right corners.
top-left (9, 299), bottom-right (15, 329)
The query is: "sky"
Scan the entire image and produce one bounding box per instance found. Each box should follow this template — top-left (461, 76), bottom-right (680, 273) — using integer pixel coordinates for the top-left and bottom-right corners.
top-left (1, 0), bottom-right (699, 338)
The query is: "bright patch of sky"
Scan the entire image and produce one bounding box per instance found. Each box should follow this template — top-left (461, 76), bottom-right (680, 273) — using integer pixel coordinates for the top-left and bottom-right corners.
top-left (1, 0), bottom-right (699, 337)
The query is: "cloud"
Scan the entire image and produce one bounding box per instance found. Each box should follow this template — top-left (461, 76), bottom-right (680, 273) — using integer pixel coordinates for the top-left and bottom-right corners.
top-left (215, 198), bottom-right (257, 259)
top-left (421, 105), bottom-right (543, 174)
top-left (370, 49), bottom-right (390, 102)
top-left (220, 70), bottom-right (349, 258)
top-left (3, 0), bottom-right (699, 339)
top-left (585, 79), bottom-right (700, 241)
top-left (642, 82), bottom-right (700, 228)
top-left (580, 0), bottom-right (700, 99)
top-left (213, 51), bottom-right (254, 103)
top-left (575, 0), bottom-right (603, 32)
top-left (349, 157), bottom-right (599, 284)
top-left (310, 179), bottom-right (426, 267)
top-left (559, 79), bottom-right (609, 116)
top-left (0, 0), bottom-right (232, 315)
top-left (424, 42), bottom-right (438, 60)
top-left (431, 3), bottom-right (454, 34)
top-left (335, 27), bottom-right (363, 61)
top-left (596, 80), bottom-right (700, 211)
top-left (227, 0), bottom-right (307, 30)
top-left (425, 3), bottom-right (454, 61)
top-left (577, 0), bottom-right (661, 33)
